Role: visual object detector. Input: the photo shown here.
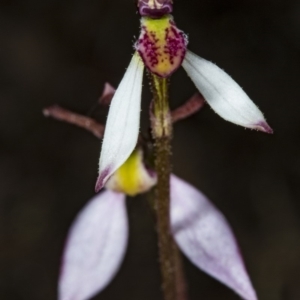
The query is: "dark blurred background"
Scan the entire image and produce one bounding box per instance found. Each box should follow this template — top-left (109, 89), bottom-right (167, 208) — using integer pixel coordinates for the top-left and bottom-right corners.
top-left (1, 0), bottom-right (300, 299)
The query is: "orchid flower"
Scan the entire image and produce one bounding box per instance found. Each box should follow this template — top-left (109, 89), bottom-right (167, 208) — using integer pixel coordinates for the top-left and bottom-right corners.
top-left (95, 4), bottom-right (272, 192)
top-left (55, 1), bottom-right (271, 299)
top-left (59, 149), bottom-right (257, 300)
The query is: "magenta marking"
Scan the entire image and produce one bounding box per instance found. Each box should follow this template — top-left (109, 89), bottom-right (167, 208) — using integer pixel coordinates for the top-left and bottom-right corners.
top-left (255, 121), bottom-right (274, 134)
top-left (136, 19), bottom-right (187, 77)
top-left (95, 168), bottom-right (110, 192)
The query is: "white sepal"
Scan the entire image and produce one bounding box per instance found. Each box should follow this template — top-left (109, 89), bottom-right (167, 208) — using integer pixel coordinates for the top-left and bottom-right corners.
top-left (59, 190), bottom-right (128, 300)
top-left (96, 52), bottom-right (144, 191)
top-left (170, 175), bottom-right (257, 300)
top-left (182, 50), bottom-right (272, 133)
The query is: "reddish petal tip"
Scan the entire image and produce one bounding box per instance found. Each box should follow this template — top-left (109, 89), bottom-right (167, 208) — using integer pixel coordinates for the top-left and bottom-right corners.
top-left (99, 83), bottom-right (116, 106)
top-left (255, 121), bottom-right (274, 134)
top-left (95, 168), bottom-right (110, 192)
top-left (103, 82), bottom-right (116, 94)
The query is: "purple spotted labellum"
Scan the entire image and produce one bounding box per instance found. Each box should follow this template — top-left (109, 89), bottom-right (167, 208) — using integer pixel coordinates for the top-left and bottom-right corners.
top-left (136, 15), bottom-right (187, 77)
top-left (137, 0), bottom-right (173, 18)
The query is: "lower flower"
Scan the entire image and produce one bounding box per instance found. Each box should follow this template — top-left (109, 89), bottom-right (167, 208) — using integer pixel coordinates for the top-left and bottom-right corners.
top-left (59, 150), bottom-right (257, 300)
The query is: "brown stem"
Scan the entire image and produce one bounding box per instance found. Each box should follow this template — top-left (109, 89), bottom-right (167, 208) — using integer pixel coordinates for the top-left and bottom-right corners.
top-left (150, 74), bottom-right (187, 300)
top-left (175, 250), bottom-right (188, 300)
top-left (43, 90), bottom-right (204, 142)
top-left (43, 105), bottom-right (104, 139)
top-left (171, 93), bottom-right (205, 123)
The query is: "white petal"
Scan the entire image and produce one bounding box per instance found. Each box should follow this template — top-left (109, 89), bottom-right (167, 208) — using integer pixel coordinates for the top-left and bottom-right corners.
top-left (182, 50), bottom-right (272, 133)
top-left (59, 190), bottom-right (128, 300)
top-left (170, 175), bottom-right (257, 300)
top-left (96, 53), bottom-right (144, 192)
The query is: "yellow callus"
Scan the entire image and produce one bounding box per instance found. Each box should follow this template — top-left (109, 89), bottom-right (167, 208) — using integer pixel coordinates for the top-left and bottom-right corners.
top-left (105, 150), bottom-right (157, 196)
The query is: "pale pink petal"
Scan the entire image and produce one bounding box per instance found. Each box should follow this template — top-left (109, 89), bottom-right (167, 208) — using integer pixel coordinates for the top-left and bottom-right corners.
top-left (95, 53), bottom-right (144, 192)
top-left (59, 190), bottom-right (128, 300)
top-left (170, 175), bottom-right (257, 300)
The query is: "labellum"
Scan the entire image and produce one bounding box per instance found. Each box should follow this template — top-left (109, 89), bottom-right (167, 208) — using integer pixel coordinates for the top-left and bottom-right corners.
top-left (136, 15), bottom-right (188, 77)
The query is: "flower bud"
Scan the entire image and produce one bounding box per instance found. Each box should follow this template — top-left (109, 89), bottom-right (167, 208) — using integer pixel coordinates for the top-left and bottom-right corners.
top-left (137, 0), bottom-right (173, 18)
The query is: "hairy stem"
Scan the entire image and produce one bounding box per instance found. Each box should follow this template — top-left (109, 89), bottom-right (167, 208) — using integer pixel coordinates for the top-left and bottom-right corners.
top-left (43, 105), bottom-right (104, 138)
top-left (43, 93), bottom-right (204, 141)
top-left (150, 74), bottom-right (187, 300)
top-left (171, 93), bottom-right (205, 123)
